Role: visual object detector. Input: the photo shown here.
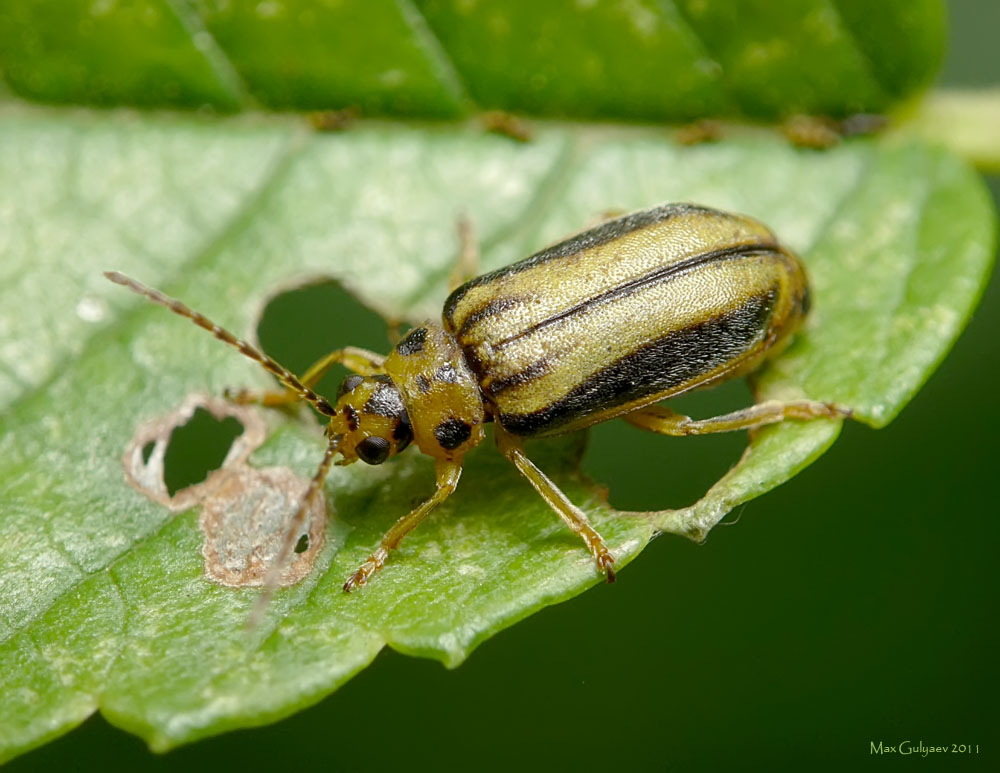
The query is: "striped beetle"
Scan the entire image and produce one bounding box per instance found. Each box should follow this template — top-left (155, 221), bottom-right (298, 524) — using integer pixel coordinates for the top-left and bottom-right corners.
top-left (107, 203), bottom-right (845, 600)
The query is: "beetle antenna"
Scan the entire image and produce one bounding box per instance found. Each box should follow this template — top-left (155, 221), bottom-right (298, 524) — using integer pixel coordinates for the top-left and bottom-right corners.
top-left (105, 272), bottom-right (335, 417)
top-left (246, 431), bottom-right (343, 630)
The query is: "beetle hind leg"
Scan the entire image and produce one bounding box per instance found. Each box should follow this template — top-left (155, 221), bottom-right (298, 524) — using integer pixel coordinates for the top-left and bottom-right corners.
top-left (623, 399), bottom-right (850, 436)
top-left (495, 429), bottom-right (616, 582)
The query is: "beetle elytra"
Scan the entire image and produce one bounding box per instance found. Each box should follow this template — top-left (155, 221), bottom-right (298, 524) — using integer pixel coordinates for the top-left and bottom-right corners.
top-left (106, 203), bottom-right (846, 607)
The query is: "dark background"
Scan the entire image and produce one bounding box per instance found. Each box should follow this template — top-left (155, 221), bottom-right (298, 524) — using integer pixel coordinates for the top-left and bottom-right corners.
top-left (11, 1), bottom-right (998, 770)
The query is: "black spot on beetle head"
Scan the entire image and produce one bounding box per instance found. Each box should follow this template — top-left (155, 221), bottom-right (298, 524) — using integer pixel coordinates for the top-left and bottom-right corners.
top-left (395, 327), bottom-right (428, 356)
top-left (434, 417), bottom-right (472, 451)
top-left (342, 404), bottom-right (360, 432)
top-left (393, 413), bottom-right (413, 452)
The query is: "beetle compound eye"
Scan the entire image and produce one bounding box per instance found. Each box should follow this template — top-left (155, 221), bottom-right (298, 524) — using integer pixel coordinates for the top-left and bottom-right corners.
top-left (356, 435), bottom-right (391, 465)
top-left (338, 374), bottom-right (365, 399)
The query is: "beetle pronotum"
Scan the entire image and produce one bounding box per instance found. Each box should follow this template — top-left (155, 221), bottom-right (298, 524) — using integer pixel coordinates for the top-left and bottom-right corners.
top-left (107, 203), bottom-right (845, 606)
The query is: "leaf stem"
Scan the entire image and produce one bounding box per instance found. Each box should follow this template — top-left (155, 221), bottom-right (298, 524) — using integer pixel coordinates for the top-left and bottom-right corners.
top-left (898, 88), bottom-right (1000, 173)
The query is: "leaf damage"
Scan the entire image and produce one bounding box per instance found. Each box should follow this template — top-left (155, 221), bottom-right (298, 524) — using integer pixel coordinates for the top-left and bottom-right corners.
top-left (199, 464), bottom-right (325, 588)
top-left (121, 393), bottom-right (324, 588)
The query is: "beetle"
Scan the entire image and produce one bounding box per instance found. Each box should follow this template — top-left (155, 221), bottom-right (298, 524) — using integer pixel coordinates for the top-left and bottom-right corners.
top-left (106, 202), bottom-right (845, 598)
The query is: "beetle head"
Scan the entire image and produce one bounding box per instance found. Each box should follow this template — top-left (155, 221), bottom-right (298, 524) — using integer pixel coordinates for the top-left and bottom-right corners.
top-left (327, 374), bottom-right (413, 466)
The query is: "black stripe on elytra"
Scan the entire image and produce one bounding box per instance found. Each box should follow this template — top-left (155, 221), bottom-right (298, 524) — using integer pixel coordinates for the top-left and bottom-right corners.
top-left (484, 358), bottom-right (551, 397)
top-left (443, 203), bottom-right (718, 320)
top-left (454, 296), bottom-right (521, 338)
top-left (498, 287), bottom-right (778, 436)
top-left (395, 327), bottom-right (428, 356)
top-left (494, 244), bottom-right (777, 352)
top-left (800, 283), bottom-right (812, 316)
top-left (460, 343), bottom-right (487, 378)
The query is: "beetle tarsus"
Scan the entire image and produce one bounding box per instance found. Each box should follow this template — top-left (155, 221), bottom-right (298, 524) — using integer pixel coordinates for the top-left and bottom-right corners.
top-left (343, 550), bottom-right (386, 592)
top-left (343, 573), bottom-right (365, 593)
top-left (343, 562), bottom-right (375, 593)
top-left (598, 552), bottom-right (616, 583)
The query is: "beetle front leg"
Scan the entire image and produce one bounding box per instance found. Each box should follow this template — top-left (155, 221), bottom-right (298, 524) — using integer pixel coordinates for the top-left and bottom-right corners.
top-left (495, 429), bottom-right (615, 582)
top-left (343, 459), bottom-right (462, 591)
top-left (623, 399), bottom-right (850, 436)
top-left (227, 346), bottom-right (386, 407)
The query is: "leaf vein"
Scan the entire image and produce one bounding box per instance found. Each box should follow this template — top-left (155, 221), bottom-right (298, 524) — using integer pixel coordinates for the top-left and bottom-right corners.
top-left (161, 0), bottom-right (256, 109)
top-left (395, 0), bottom-right (474, 112)
top-left (665, 0), bottom-right (741, 115)
top-left (826, 0), bottom-right (890, 105)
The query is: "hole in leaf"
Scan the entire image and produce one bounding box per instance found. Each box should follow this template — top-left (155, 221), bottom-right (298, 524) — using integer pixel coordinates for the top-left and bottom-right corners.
top-left (256, 280), bottom-right (391, 421)
top-left (141, 441), bottom-right (154, 464)
top-left (162, 408), bottom-right (244, 496)
top-left (581, 378), bottom-right (752, 512)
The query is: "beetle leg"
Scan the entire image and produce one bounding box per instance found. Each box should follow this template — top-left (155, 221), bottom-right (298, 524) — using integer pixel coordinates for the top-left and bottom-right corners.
top-left (343, 459), bottom-right (463, 591)
top-left (623, 400), bottom-right (850, 436)
top-left (448, 214), bottom-right (480, 292)
top-left (495, 429), bottom-right (616, 582)
top-left (227, 346), bottom-right (386, 407)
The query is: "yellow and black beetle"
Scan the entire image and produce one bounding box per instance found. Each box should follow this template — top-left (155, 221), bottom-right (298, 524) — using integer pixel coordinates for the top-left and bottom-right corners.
top-left (107, 203), bottom-right (845, 595)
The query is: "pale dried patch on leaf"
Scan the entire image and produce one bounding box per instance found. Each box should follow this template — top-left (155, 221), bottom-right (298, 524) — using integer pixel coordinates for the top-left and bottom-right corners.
top-left (120, 394), bottom-right (324, 586)
top-left (199, 465), bottom-right (325, 588)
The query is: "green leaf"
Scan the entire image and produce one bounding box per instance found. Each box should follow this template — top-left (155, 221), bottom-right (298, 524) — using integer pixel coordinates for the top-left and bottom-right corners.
top-left (0, 107), bottom-right (994, 761)
top-left (0, 0), bottom-right (945, 120)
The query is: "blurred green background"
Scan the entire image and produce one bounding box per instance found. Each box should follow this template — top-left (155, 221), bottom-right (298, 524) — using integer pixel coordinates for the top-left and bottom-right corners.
top-left (8, 1), bottom-right (998, 770)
